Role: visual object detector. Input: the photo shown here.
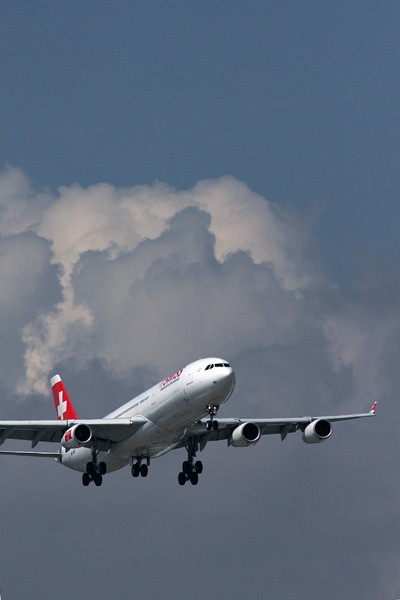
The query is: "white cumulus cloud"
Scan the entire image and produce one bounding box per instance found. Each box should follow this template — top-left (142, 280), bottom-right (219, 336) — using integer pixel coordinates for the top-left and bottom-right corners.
top-left (0, 163), bottom-right (398, 421)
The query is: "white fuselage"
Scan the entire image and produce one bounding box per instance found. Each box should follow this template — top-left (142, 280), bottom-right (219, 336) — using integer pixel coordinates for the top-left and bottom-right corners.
top-left (60, 358), bottom-right (235, 473)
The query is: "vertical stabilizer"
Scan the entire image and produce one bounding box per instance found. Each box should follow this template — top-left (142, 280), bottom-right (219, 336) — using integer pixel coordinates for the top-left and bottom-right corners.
top-left (50, 375), bottom-right (78, 420)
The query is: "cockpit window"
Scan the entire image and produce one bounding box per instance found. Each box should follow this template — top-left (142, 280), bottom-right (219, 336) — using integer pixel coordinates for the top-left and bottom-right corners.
top-left (215, 363), bottom-right (224, 367)
top-left (205, 364), bottom-right (214, 370)
top-left (223, 363), bottom-right (230, 367)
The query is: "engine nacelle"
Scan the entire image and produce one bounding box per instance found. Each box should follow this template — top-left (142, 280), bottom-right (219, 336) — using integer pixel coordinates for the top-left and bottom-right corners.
top-left (302, 419), bottom-right (332, 444)
top-left (230, 422), bottom-right (261, 447)
top-left (61, 424), bottom-right (92, 449)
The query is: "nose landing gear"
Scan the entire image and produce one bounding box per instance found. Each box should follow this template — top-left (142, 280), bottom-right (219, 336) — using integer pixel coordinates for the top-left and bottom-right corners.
top-left (205, 405), bottom-right (219, 431)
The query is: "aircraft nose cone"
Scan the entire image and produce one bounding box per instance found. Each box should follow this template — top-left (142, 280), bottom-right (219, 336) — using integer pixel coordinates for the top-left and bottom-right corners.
top-left (223, 366), bottom-right (233, 380)
top-left (227, 368), bottom-right (235, 392)
top-left (215, 367), bottom-right (235, 392)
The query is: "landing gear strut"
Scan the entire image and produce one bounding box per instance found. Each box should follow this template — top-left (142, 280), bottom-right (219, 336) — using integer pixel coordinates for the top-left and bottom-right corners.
top-left (205, 404), bottom-right (219, 431)
top-left (178, 437), bottom-right (203, 486)
top-left (131, 457), bottom-right (149, 478)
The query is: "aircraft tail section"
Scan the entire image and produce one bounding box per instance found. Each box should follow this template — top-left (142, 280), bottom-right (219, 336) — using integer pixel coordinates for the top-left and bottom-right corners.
top-left (50, 375), bottom-right (78, 420)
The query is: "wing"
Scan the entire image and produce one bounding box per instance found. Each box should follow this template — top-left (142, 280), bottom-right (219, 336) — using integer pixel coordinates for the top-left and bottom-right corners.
top-left (182, 404), bottom-right (376, 450)
top-left (0, 417), bottom-right (147, 449)
top-left (0, 450), bottom-right (61, 457)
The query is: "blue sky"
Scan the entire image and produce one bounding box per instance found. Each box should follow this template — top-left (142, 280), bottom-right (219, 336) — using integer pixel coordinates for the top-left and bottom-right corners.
top-left (0, 3), bottom-right (400, 599)
top-left (1, 1), bottom-right (399, 279)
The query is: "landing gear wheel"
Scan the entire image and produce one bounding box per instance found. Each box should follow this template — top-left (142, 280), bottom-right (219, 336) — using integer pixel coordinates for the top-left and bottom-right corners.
top-left (205, 405), bottom-right (219, 431)
top-left (131, 463), bottom-right (140, 477)
top-left (98, 462), bottom-right (107, 475)
top-left (189, 472), bottom-right (198, 485)
top-left (194, 461), bottom-right (203, 474)
top-left (93, 473), bottom-right (103, 486)
top-left (82, 473), bottom-right (90, 486)
top-left (182, 460), bottom-right (191, 475)
top-left (86, 461), bottom-right (95, 475)
top-left (178, 472), bottom-right (186, 486)
top-left (140, 464), bottom-right (148, 478)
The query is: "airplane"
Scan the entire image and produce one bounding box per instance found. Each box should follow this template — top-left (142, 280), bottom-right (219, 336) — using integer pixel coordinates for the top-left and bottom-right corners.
top-left (0, 357), bottom-right (376, 487)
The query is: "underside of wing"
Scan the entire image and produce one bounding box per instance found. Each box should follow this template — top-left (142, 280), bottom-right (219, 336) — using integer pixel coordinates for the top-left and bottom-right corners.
top-left (182, 407), bottom-right (375, 451)
top-left (0, 417), bottom-right (147, 449)
top-left (0, 450), bottom-right (61, 457)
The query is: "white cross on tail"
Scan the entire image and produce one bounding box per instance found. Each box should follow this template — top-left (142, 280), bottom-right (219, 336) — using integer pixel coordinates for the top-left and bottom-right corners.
top-left (57, 390), bottom-right (67, 419)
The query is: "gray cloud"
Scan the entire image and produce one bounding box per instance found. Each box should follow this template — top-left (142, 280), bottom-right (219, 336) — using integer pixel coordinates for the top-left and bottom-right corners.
top-left (0, 231), bottom-right (61, 394)
top-left (0, 167), bottom-right (325, 394)
top-left (70, 206), bottom-right (320, 384)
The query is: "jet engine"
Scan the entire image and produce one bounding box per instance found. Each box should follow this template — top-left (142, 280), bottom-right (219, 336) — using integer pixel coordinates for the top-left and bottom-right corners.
top-left (302, 419), bottom-right (332, 444)
top-left (61, 424), bottom-right (92, 449)
top-left (230, 422), bottom-right (261, 447)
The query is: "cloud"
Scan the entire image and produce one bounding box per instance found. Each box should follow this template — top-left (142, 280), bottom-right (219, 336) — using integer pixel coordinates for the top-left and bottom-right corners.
top-left (0, 166), bottom-right (325, 394)
top-left (0, 164), bottom-right (398, 420)
top-left (0, 230), bottom-right (61, 392)
top-left (69, 206), bottom-right (321, 389)
top-left (0, 165), bottom-right (400, 599)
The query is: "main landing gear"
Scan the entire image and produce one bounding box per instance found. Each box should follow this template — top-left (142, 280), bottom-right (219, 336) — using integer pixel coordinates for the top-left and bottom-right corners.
top-left (82, 460), bottom-right (107, 487)
top-left (131, 458), bottom-right (149, 478)
top-left (178, 437), bottom-right (203, 486)
top-left (178, 460), bottom-right (203, 486)
top-left (82, 444), bottom-right (107, 487)
top-left (205, 404), bottom-right (219, 431)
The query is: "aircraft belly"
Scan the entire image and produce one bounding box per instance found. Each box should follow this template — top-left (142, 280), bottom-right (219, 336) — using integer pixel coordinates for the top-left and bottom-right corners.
top-left (61, 447), bottom-right (128, 473)
top-left (152, 407), bottom-right (202, 433)
top-left (61, 447), bottom-right (91, 472)
top-left (110, 419), bottom-right (180, 460)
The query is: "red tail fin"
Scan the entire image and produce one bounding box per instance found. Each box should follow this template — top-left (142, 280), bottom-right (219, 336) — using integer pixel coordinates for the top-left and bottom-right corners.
top-left (50, 375), bottom-right (78, 420)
